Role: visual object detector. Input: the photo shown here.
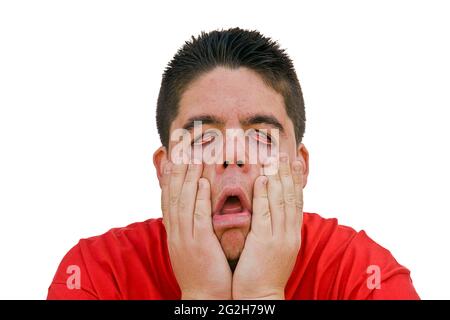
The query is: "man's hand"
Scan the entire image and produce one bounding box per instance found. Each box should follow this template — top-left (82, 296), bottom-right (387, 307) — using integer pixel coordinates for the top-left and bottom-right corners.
top-left (232, 153), bottom-right (303, 300)
top-left (161, 161), bottom-right (233, 300)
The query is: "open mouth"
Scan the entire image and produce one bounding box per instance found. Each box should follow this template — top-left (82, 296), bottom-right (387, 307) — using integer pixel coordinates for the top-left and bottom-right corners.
top-left (213, 187), bottom-right (252, 216)
top-left (219, 196), bottom-right (244, 215)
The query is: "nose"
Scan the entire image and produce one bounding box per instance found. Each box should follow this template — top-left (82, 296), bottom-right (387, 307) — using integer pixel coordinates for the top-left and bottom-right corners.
top-left (223, 159), bottom-right (244, 169)
top-left (216, 158), bottom-right (249, 175)
top-left (216, 149), bottom-right (250, 174)
top-left (214, 128), bottom-right (250, 174)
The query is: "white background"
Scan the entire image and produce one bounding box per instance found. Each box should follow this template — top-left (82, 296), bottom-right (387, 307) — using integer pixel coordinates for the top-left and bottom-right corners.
top-left (0, 0), bottom-right (449, 299)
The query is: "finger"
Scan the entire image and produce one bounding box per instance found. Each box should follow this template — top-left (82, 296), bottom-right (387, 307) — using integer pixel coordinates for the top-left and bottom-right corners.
top-left (261, 155), bottom-right (278, 176)
top-left (178, 163), bottom-right (203, 238)
top-left (169, 163), bottom-right (188, 236)
top-left (291, 160), bottom-right (304, 233)
top-left (251, 175), bottom-right (272, 237)
top-left (278, 153), bottom-right (296, 232)
top-left (193, 178), bottom-right (213, 240)
top-left (161, 161), bottom-right (172, 235)
top-left (267, 156), bottom-right (284, 236)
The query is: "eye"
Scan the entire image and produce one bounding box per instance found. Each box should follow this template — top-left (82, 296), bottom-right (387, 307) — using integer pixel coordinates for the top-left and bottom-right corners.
top-left (249, 129), bottom-right (273, 145)
top-left (192, 131), bottom-right (218, 146)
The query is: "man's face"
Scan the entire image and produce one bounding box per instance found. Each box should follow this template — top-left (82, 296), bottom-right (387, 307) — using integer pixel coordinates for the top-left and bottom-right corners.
top-left (155, 66), bottom-right (308, 267)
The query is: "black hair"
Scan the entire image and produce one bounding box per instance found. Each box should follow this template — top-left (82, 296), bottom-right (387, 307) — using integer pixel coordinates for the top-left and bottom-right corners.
top-left (156, 27), bottom-right (305, 148)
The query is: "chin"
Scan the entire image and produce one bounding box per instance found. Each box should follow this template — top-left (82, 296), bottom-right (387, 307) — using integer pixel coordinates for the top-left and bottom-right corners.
top-left (220, 228), bottom-right (246, 263)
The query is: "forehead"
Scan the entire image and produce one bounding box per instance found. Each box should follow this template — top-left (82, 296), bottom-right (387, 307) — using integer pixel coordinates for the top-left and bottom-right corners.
top-left (172, 67), bottom-right (288, 129)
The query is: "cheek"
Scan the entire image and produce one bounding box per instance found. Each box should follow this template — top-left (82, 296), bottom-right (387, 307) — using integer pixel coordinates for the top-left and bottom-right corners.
top-left (247, 143), bottom-right (279, 167)
top-left (258, 138), bottom-right (297, 163)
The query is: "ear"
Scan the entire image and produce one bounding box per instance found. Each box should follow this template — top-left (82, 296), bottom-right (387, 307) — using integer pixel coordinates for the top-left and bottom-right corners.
top-left (296, 143), bottom-right (309, 188)
top-left (153, 146), bottom-right (169, 189)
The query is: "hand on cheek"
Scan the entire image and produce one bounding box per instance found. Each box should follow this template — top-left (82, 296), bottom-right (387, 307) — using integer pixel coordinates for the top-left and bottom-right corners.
top-left (232, 153), bottom-right (303, 300)
top-left (161, 162), bottom-right (233, 300)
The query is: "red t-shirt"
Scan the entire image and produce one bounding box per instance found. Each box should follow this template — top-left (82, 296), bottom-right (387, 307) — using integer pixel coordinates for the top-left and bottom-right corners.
top-left (47, 212), bottom-right (420, 299)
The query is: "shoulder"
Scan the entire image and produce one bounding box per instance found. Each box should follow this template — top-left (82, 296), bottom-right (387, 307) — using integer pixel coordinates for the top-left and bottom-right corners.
top-left (48, 218), bottom-right (171, 299)
top-left (78, 218), bottom-right (166, 251)
top-left (301, 212), bottom-right (359, 253)
top-left (72, 218), bottom-right (166, 267)
top-left (291, 212), bottom-right (419, 299)
top-left (302, 212), bottom-right (397, 259)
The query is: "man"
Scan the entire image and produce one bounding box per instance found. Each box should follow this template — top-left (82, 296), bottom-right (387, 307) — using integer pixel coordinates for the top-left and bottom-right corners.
top-left (47, 28), bottom-right (419, 299)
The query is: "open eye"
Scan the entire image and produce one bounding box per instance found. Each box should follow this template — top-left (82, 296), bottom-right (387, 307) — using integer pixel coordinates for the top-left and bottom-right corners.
top-left (192, 131), bottom-right (218, 146)
top-left (249, 129), bottom-right (273, 145)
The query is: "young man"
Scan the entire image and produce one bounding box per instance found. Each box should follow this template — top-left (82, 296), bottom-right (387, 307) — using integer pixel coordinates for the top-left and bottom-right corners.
top-left (47, 28), bottom-right (419, 299)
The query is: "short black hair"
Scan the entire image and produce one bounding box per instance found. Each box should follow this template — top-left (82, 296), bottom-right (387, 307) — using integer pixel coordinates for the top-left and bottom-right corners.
top-left (156, 27), bottom-right (305, 148)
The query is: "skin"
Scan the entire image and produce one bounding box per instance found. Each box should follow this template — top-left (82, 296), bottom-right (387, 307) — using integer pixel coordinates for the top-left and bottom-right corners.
top-left (153, 66), bottom-right (309, 299)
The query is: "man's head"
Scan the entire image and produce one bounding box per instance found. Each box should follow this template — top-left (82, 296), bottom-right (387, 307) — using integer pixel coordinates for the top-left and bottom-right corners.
top-left (153, 27), bottom-right (309, 269)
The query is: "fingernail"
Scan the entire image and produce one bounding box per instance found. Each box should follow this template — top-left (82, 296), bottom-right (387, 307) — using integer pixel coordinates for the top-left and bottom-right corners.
top-left (262, 176), bottom-right (268, 185)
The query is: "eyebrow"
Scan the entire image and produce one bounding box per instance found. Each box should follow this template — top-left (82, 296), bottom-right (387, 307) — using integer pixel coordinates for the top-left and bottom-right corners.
top-left (182, 115), bottom-right (225, 132)
top-left (241, 114), bottom-right (285, 133)
top-left (181, 113), bottom-right (285, 133)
